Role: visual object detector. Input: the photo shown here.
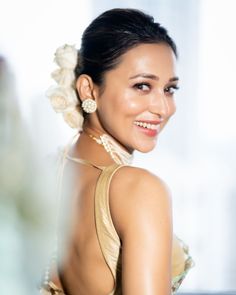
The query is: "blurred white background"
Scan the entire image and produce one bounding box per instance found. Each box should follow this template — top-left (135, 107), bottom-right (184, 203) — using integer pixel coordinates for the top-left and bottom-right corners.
top-left (0, 0), bottom-right (236, 294)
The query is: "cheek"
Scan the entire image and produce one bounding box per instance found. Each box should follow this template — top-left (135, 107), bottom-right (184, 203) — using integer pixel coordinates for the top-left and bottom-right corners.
top-left (168, 98), bottom-right (177, 117)
top-left (120, 101), bottom-right (141, 115)
top-left (160, 99), bottom-right (176, 131)
top-left (119, 93), bottom-right (147, 114)
top-left (104, 91), bottom-right (147, 117)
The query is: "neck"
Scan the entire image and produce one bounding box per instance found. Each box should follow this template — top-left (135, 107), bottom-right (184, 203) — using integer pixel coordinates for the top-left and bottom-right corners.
top-left (83, 126), bottom-right (134, 155)
top-left (82, 127), bottom-right (133, 165)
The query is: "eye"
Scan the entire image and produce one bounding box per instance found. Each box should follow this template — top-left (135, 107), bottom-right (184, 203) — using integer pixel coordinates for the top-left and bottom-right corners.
top-left (164, 85), bottom-right (179, 95)
top-left (133, 82), bottom-right (151, 92)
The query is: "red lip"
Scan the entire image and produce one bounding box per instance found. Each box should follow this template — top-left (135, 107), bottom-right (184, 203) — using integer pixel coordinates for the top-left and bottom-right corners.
top-left (134, 122), bottom-right (161, 137)
top-left (134, 125), bottom-right (159, 137)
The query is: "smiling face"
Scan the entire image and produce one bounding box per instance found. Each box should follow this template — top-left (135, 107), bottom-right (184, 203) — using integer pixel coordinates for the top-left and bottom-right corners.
top-left (87, 43), bottom-right (178, 153)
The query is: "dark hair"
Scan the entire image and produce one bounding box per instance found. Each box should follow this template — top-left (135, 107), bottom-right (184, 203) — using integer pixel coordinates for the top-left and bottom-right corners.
top-left (75, 8), bottom-right (177, 87)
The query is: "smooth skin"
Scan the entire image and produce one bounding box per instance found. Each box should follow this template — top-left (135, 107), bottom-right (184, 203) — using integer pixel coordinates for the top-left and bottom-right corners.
top-left (52, 43), bottom-right (178, 294)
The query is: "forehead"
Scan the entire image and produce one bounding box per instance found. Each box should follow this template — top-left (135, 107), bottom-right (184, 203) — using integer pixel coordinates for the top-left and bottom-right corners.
top-left (109, 43), bottom-right (177, 79)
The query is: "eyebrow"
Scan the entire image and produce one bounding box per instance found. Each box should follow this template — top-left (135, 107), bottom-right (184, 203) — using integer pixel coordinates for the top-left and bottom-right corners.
top-left (129, 73), bottom-right (179, 82)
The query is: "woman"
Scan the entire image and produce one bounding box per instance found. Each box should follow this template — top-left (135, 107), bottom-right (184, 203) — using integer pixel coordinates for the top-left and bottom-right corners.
top-left (41, 8), bottom-right (194, 295)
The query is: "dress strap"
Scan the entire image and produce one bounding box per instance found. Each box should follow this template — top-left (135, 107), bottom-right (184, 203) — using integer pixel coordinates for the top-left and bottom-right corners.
top-left (58, 132), bottom-right (106, 171)
top-left (65, 154), bottom-right (106, 170)
top-left (94, 164), bottom-right (126, 294)
top-left (56, 132), bottom-right (81, 202)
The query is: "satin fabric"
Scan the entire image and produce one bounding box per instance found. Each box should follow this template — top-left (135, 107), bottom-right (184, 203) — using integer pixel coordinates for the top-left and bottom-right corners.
top-left (40, 155), bottom-right (194, 294)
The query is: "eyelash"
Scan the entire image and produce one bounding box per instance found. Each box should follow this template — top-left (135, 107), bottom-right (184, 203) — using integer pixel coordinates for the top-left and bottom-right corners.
top-left (133, 82), bottom-right (151, 91)
top-left (164, 85), bottom-right (179, 95)
top-left (133, 83), bottom-right (179, 95)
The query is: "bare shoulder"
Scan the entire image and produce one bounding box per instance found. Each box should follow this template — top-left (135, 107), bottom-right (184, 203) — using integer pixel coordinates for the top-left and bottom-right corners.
top-left (110, 165), bottom-right (172, 204)
top-left (109, 165), bottom-right (173, 238)
top-left (110, 166), bottom-right (173, 293)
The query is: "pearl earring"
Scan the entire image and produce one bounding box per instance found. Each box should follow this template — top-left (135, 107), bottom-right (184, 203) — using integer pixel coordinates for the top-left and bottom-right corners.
top-left (81, 98), bottom-right (97, 113)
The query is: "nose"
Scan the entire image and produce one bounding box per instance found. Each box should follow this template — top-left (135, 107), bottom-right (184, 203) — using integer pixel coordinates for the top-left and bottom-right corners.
top-left (149, 92), bottom-right (170, 119)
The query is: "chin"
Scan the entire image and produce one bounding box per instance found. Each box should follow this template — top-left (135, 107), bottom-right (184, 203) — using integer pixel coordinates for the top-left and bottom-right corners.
top-left (135, 141), bottom-right (157, 153)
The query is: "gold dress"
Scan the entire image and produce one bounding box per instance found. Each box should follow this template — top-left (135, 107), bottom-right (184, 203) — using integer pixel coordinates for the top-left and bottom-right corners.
top-left (40, 153), bottom-right (194, 295)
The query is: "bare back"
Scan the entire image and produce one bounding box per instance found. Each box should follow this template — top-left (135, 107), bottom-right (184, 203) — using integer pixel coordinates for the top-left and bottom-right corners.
top-left (45, 142), bottom-right (193, 295)
top-left (56, 158), bottom-right (116, 295)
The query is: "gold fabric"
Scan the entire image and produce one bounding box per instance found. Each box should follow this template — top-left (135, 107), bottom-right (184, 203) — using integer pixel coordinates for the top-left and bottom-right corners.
top-left (40, 151), bottom-right (194, 294)
top-left (93, 163), bottom-right (194, 294)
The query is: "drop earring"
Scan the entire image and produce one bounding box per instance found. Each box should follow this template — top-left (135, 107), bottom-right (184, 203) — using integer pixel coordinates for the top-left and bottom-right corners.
top-left (81, 98), bottom-right (97, 113)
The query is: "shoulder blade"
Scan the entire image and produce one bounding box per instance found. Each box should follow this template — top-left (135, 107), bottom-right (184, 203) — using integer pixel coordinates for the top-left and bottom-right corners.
top-left (109, 166), bottom-right (173, 294)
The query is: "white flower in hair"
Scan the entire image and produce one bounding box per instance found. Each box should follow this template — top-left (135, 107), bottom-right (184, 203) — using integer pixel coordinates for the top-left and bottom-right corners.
top-left (51, 68), bottom-right (75, 87)
top-left (46, 44), bottom-right (84, 130)
top-left (54, 44), bottom-right (78, 69)
top-left (63, 107), bottom-right (84, 129)
top-left (46, 86), bottom-right (78, 113)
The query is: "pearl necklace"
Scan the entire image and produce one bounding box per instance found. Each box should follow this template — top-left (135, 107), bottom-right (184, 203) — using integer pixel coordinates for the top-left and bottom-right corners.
top-left (88, 133), bottom-right (133, 165)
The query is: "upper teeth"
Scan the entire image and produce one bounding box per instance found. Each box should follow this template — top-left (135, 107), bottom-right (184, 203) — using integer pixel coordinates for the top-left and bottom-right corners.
top-left (134, 121), bottom-right (159, 130)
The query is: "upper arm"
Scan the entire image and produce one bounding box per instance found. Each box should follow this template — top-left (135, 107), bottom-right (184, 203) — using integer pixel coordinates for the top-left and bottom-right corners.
top-left (110, 167), bottom-right (173, 295)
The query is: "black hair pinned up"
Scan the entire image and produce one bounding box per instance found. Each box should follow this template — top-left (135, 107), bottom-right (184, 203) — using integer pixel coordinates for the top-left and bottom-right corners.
top-left (75, 8), bottom-right (177, 87)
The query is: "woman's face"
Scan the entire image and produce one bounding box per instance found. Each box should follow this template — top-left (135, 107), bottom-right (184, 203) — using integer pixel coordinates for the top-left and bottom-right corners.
top-left (94, 43), bottom-right (178, 153)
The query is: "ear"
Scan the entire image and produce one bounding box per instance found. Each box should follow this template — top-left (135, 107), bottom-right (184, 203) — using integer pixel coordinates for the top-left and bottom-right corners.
top-left (75, 74), bottom-right (99, 102)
